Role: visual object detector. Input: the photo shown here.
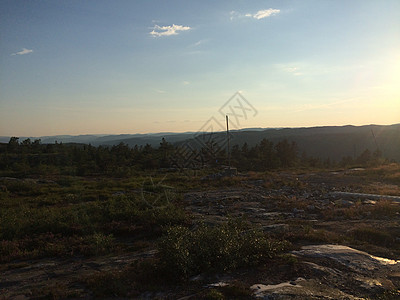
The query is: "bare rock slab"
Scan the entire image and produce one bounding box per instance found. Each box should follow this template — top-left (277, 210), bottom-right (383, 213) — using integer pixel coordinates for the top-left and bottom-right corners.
top-left (292, 244), bottom-right (399, 273)
top-left (251, 277), bottom-right (362, 299)
top-left (291, 244), bottom-right (400, 295)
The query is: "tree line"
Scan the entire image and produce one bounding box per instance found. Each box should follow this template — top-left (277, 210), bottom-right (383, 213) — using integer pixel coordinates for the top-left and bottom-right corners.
top-left (0, 137), bottom-right (385, 177)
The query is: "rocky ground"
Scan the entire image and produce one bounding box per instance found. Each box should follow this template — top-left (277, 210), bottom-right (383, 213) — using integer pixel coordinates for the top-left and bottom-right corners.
top-left (1, 168), bottom-right (400, 299)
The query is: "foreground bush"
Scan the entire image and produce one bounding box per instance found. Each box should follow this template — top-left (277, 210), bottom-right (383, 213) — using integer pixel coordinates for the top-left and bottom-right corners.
top-left (158, 221), bottom-right (290, 280)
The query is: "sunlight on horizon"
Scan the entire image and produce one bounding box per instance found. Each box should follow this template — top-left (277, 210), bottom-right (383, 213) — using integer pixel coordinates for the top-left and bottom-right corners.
top-left (1, 1), bottom-right (399, 136)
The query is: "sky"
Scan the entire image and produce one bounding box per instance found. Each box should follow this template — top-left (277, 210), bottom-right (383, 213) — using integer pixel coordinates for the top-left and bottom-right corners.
top-left (1, 0), bottom-right (399, 136)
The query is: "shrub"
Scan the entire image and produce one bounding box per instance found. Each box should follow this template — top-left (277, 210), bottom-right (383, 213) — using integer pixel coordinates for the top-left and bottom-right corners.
top-left (82, 232), bottom-right (116, 256)
top-left (0, 240), bottom-right (24, 262)
top-left (158, 221), bottom-right (290, 280)
top-left (203, 289), bottom-right (225, 300)
top-left (86, 270), bottom-right (129, 297)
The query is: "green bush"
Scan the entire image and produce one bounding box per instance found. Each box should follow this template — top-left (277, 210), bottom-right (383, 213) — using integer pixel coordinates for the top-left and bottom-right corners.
top-left (86, 270), bottom-right (129, 297)
top-left (158, 221), bottom-right (290, 280)
top-left (81, 232), bottom-right (116, 256)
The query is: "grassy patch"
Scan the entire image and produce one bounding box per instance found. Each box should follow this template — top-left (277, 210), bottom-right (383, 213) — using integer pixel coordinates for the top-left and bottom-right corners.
top-left (0, 232), bottom-right (119, 262)
top-left (351, 226), bottom-right (394, 247)
top-left (0, 175), bottom-right (188, 261)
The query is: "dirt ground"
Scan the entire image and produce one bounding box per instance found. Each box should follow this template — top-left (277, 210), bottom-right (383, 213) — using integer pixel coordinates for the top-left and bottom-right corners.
top-left (1, 168), bottom-right (399, 299)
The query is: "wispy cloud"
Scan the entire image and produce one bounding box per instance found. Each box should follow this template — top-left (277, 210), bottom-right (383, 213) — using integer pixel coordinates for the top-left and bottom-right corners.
top-left (11, 48), bottom-right (33, 56)
top-left (190, 39), bottom-right (207, 47)
top-left (183, 81), bottom-right (190, 85)
top-left (150, 24), bottom-right (191, 37)
top-left (251, 9), bottom-right (280, 19)
top-left (275, 63), bottom-right (304, 76)
top-left (285, 66), bottom-right (303, 76)
top-left (230, 11), bottom-right (239, 21)
top-left (231, 9), bottom-right (280, 20)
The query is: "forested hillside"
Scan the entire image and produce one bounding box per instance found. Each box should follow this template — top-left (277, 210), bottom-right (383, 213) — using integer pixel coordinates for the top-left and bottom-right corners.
top-left (2, 124), bottom-right (398, 162)
top-left (0, 134), bottom-right (387, 178)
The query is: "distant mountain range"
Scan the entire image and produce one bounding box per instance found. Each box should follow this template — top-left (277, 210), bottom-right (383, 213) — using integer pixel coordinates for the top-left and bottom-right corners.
top-left (226, 124), bottom-right (400, 162)
top-left (1, 123), bottom-right (399, 162)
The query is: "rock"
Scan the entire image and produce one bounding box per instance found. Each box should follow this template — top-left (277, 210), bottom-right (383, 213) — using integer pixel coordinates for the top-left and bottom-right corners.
top-left (262, 224), bottom-right (289, 233)
top-left (247, 179), bottom-right (264, 186)
top-left (112, 191), bottom-right (125, 196)
top-left (307, 205), bottom-right (315, 210)
top-left (335, 199), bottom-right (354, 207)
top-left (189, 274), bottom-right (204, 282)
top-left (250, 277), bottom-right (361, 299)
top-left (292, 244), bottom-right (399, 272)
top-left (293, 208), bottom-right (305, 214)
top-left (330, 191), bottom-right (400, 203)
top-left (292, 244), bottom-right (400, 293)
top-left (206, 281), bottom-right (229, 287)
top-left (303, 261), bottom-right (343, 277)
top-left (363, 199), bottom-right (376, 205)
top-left (260, 212), bottom-right (280, 219)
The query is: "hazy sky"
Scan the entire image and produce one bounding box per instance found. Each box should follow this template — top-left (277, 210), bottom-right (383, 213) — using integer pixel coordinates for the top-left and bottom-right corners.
top-left (1, 0), bottom-right (399, 136)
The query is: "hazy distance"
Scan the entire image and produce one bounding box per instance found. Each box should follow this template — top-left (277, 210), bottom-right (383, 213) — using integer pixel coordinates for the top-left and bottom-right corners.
top-left (1, 1), bottom-right (399, 136)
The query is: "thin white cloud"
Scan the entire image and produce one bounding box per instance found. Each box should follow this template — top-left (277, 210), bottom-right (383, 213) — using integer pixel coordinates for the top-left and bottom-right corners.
top-left (183, 81), bottom-right (190, 85)
top-left (191, 39), bottom-right (207, 47)
top-left (275, 64), bottom-right (304, 76)
top-left (285, 66), bottom-right (303, 76)
top-left (150, 24), bottom-right (191, 37)
top-left (252, 9), bottom-right (280, 19)
top-left (231, 9), bottom-right (280, 20)
top-left (230, 11), bottom-right (239, 21)
top-left (11, 48), bottom-right (33, 56)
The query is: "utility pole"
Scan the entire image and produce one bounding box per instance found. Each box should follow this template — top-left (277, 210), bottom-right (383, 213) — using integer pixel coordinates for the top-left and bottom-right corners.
top-left (371, 129), bottom-right (379, 152)
top-left (226, 115), bottom-right (231, 172)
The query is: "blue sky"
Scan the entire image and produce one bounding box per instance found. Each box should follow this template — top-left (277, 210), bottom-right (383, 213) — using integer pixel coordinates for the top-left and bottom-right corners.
top-left (1, 0), bottom-right (399, 136)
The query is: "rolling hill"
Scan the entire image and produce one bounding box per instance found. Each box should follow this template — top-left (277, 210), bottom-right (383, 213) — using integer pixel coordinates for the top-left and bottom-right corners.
top-left (1, 123), bottom-right (399, 162)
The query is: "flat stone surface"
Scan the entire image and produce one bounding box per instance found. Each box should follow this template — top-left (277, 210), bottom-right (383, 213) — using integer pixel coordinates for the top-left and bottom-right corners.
top-left (292, 244), bottom-right (399, 272)
top-left (251, 277), bottom-right (363, 299)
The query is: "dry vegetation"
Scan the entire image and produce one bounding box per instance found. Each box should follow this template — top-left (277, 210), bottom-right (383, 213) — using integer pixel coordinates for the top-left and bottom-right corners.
top-left (1, 142), bottom-right (399, 298)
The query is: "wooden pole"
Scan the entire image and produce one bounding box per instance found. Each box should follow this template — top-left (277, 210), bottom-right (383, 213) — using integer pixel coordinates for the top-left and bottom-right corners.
top-left (226, 115), bottom-right (230, 172)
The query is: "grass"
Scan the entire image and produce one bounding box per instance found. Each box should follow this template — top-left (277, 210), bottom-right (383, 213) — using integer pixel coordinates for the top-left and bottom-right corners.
top-left (0, 232), bottom-right (119, 262)
top-left (0, 174), bottom-right (189, 262)
top-left (283, 222), bottom-right (345, 245)
top-left (351, 226), bottom-right (394, 247)
top-left (358, 163), bottom-right (400, 185)
top-left (2, 165), bottom-right (400, 298)
top-left (85, 269), bottom-right (130, 297)
top-left (320, 199), bottom-right (400, 220)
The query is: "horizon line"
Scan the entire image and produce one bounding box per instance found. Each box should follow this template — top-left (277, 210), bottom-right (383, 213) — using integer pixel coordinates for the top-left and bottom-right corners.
top-left (1, 123), bottom-right (399, 139)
